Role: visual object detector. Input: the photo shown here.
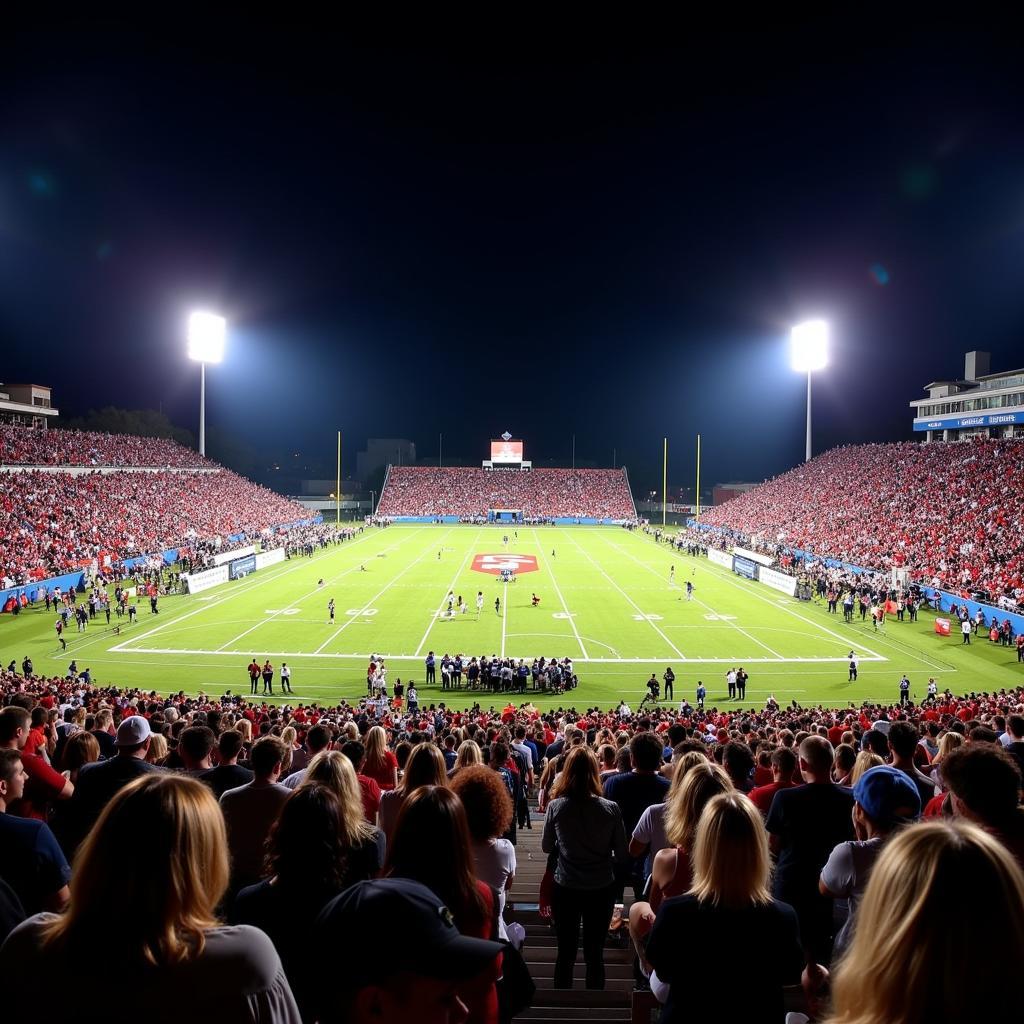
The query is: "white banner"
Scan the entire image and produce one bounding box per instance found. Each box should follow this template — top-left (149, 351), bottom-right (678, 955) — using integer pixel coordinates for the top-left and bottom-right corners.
top-left (758, 566), bottom-right (798, 597)
top-left (254, 547), bottom-right (285, 570)
top-left (708, 547), bottom-right (733, 569)
top-left (734, 546), bottom-right (774, 567)
top-left (182, 564), bottom-right (229, 594)
top-left (212, 544), bottom-right (255, 567)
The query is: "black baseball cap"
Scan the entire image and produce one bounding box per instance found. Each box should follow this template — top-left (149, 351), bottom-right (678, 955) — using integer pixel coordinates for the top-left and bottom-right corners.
top-left (313, 878), bottom-right (502, 998)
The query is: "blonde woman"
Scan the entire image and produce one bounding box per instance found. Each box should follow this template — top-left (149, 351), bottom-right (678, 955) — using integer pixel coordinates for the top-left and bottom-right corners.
top-left (235, 718), bottom-right (253, 757)
top-left (629, 750), bottom-right (709, 865)
top-left (450, 738), bottom-right (483, 776)
top-left (299, 753), bottom-right (387, 864)
top-left (362, 725), bottom-right (398, 791)
top-left (378, 742), bottom-right (447, 843)
top-left (824, 821), bottom-right (1024, 1024)
top-left (146, 732), bottom-right (169, 764)
top-left (849, 750), bottom-right (884, 786)
top-left (927, 730), bottom-right (964, 790)
top-left (0, 774), bottom-right (301, 1021)
top-left (628, 761), bottom-right (731, 970)
top-left (646, 793), bottom-right (803, 1023)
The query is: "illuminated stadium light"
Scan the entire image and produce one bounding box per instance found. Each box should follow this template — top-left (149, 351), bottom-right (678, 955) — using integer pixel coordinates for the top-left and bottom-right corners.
top-left (187, 311), bottom-right (226, 364)
top-left (187, 310), bottom-right (226, 456)
top-left (790, 319), bottom-right (829, 461)
top-left (790, 319), bottom-right (829, 372)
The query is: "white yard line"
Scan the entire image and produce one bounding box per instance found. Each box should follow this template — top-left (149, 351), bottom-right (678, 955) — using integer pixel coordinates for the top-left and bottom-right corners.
top-left (603, 537), bottom-right (787, 659)
top-left (214, 535), bottom-right (410, 653)
top-left (313, 529), bottom-right (455, 655)
top-left (413, 527), bottom-right (484, 657)
top-left (561, 529), bottom-right (687, 661)
top-left (113, 647), bottom-right (870, 664)
top-left (108, 530), bottom-right (388, 654)
top-left (640, 535), bottom-right (889, 662)
top-left (533, 528), bottom-right (589, 659)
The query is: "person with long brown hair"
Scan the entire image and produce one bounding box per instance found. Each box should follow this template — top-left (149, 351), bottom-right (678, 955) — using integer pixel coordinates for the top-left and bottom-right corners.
top-left (0, 774), bottom-right (301, 1022)
top-left (233, 784), bottom-right (380, 1021)
top-left (387, 785), bottom-right (501, 1024)
top-left (541, 746), bottom-right (628, 989)
top-left (378, 741), bottom-right (447, 842)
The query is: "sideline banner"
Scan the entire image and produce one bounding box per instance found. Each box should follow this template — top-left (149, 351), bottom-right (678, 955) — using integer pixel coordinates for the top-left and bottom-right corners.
top-left (708, 548), bottom-right (733, 569)
top-left (759, 566), bottom-right (798, 597)
top-left (181, 564), bottom-right (229, 594)
top-left (733, 546), bottom-right (774, 567)
top-left (254, 547), bottom-right (285, 570)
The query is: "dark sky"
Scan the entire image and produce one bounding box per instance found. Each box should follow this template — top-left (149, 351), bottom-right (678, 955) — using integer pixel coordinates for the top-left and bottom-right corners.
top-left (2, 21), bottom-right (1023, 492)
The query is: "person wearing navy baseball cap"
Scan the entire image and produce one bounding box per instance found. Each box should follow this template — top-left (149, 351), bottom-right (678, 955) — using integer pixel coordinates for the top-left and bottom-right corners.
top-left (311, 878), bottom-right (503, 1024)
top-left (820, 765), bottom-right (922, 955)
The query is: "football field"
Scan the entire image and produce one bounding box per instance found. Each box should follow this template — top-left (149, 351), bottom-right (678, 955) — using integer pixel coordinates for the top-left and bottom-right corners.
top-left (4, 526), bottom-right (1021, 709)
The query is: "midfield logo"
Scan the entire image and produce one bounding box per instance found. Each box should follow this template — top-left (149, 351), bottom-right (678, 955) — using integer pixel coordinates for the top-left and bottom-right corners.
top-left (471, 554), bottom-right (539, 575)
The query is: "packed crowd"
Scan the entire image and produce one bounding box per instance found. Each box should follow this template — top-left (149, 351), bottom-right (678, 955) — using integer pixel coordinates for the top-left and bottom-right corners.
top-left (1, 658), bottom-right (1023, 1022)
top-left (0, 426), bottom-right (212, 468)
top-left (701, 439), bottom-right (1024, 606)
top-left (0, 468), bottom-right (310, 584)
top-left (376, 468), bottom-right (636, 520)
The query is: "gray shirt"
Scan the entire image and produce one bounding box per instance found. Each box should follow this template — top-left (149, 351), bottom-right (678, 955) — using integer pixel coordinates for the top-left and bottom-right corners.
top-left (0, 916), bottom-right (301, 1023)
top-left (542, 795), bottom-right (628, 889)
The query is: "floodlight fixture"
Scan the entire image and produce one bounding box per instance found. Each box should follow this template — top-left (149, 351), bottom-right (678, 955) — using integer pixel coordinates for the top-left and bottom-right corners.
top-left (790, 319), bottom-right (829, 462)
top-left (187, 310), bottom-right (226, 456)
top-left (790, 319), bottom-right (829, 373)
top-left (187, 311), bottom-right (226, 364)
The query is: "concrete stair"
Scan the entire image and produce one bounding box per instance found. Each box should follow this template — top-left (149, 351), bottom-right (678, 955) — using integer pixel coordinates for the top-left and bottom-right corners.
top-left (506, 812), bottom-right (634, 1023)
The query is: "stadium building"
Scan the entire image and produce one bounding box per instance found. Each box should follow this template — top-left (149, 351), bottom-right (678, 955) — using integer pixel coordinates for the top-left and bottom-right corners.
top-left (0, 382), bottom-right (59, 429)
top-left (911, 350), bottom-right (1024, 441)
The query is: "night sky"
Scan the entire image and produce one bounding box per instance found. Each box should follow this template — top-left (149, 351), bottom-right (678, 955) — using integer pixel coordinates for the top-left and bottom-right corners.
top-left (3, 22), bottom-right (1023, 492)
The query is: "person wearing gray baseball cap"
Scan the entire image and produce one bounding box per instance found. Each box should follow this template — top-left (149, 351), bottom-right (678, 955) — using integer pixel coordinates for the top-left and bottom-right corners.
top-left (64, 715), bottom-right (165, 853)
top-left (310, 878), bottom-right (503, 1024)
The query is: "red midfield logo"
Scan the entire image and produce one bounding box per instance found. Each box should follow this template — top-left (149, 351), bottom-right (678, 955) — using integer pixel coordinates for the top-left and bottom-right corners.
top-left (471, 554), bottom-right (539, 575)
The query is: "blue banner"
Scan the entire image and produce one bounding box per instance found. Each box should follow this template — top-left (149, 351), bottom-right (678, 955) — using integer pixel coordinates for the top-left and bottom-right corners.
top-left (733, 556), bottom-right (757, 579)
top-left (913, 411), bottom-right (1023, 431)
top-left (228, 553), bottom-right (257, 580)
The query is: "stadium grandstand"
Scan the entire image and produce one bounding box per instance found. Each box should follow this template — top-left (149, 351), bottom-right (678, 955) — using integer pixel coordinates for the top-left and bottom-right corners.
top-left (700, 438), bottom-right (1024, 608)
top-left (0, 426), bottom-right (311, 586)
top-left (376, 466), bottom-right (637, 520)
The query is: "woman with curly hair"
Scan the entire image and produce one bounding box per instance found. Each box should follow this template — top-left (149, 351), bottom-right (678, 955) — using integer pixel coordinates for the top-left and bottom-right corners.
top-left (450, 765), bottom-right (516, 939)
top-left (0, 774), bottom-right (300, 1022)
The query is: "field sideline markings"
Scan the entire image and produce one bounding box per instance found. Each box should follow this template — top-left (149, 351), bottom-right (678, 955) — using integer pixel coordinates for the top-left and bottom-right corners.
top-left (212, 534), bottom-right (413, 653)
top-left (312, 528), bottom-right (456, 655)
top-left (533, 529), bottom-right (589, 659)
top-left (107, 529), bottom-right (392, 655)
top-left (413, 527), bottom-right (485, 658)
top-left (114, 647), bottom-right (876, 664)
top-left (636, 536), bottom-right (890, 663)
top-left (550, 530), bottom-right (689, 661)
top-left (603, 537), bottom-right (787, 660)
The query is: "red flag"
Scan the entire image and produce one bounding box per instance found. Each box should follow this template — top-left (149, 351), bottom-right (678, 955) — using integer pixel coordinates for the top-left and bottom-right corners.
top-left (934, 618), bottom-right (951, 636)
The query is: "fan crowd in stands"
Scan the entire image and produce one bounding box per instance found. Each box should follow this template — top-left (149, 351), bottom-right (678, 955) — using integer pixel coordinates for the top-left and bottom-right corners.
top-left (376, 467), bottom-right (636, 520)
top-left (0, 425), bottom-right (213, 468)
top-left (702, 439), bottom-right (1024, 607)
top-left (0, 467), bottom-right (310, 585)
top-left (1, 653), bottom-right (1023, 1023)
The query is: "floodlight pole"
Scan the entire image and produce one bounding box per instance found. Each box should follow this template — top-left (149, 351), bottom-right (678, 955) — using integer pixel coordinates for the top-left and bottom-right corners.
top-left (805, 370), bottom-right (812, 462)
top-left (199, 362), bottom-right (207, 457)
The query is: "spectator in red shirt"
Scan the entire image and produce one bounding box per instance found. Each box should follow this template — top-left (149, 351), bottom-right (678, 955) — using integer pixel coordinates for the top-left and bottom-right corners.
top-left (340, 740), bottom-right (382, 822)
top-left (748, 747), bottom-right (798, 817)
top-left (0, 706), bottom-right (73, 821)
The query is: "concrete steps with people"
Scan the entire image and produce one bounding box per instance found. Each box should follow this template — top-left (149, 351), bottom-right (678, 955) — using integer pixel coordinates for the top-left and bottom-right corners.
top-left (508, 810), bottom-right (634, 1021)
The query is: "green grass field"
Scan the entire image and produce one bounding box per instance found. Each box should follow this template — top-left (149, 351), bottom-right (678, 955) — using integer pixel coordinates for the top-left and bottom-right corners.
top-left (3, 526), bottom-right (1021, 709)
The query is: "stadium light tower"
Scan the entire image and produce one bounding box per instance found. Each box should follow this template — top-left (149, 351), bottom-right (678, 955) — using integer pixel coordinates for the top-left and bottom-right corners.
top-left (790, 319), bottom-right (829, 462)
top-left (187, 311), bottom-right (226, 457)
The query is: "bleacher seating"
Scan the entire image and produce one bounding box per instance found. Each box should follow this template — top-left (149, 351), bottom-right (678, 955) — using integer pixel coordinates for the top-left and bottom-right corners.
top-left (377, 467), bottom-right (636, 520)
top-left (701, 439), bottom-right (1024, 603)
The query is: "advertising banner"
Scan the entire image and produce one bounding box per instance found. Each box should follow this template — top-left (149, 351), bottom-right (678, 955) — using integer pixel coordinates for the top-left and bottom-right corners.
top-left (708, 547), bottom-right (733, 569)
top-left (758, 566), bottom-right (798, 596)
top-left (229, 554), bottom-right (257, 580)
top-left (181, 564), bottom-right (229, 594)
top-left (254, 547), bottom-right (285, 570)
top-left (733, 556), bottom-right (758, 580)
top-left (213, 544), bottom-right (255, 567)
top-left (733, 546), bottom-right (774, 567)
